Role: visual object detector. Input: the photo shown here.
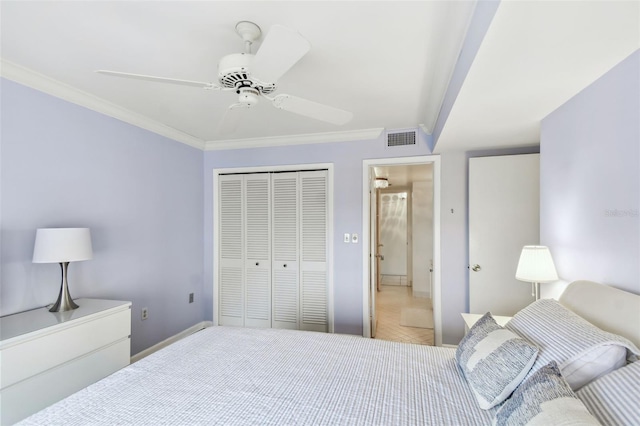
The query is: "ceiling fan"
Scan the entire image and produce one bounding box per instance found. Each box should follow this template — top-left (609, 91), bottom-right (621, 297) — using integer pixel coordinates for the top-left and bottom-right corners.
top-left (96, 21), bottom-right (353, 135)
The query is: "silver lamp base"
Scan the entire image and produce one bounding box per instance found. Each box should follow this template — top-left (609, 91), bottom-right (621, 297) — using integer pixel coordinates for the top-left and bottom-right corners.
top-left (50, 262), bottom-right (79, 312)
top-left (532, 281), bottom-right (541, 301)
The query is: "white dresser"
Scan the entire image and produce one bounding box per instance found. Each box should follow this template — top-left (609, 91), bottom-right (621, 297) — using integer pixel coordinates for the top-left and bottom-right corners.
top-left (0, 299), bottom-right (131, 425)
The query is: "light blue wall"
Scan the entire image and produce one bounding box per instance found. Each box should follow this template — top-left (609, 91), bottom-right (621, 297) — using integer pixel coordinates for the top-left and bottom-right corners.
top-left (203, 132), bottom-right (434, 335)
top-left (540, 50), bottom-right (639, 295)
top-left (0, 79), bottom-right (204, 355)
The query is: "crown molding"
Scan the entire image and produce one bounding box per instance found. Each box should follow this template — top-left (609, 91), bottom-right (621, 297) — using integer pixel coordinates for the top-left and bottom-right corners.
top-left (418, 124), bottom-right (431, 135)
top-left (0, 59), bottom-right (205, 150)
top-left (204, 128), bottom-right (384, 151)
top-left (1, 59), bottom-right (385, 152)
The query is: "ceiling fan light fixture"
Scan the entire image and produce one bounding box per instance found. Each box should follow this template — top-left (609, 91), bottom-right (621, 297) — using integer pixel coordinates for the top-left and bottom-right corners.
top-left (238, 87), bottom-right (260, 105)
top-left (374, 177), bottom-right (389, 189)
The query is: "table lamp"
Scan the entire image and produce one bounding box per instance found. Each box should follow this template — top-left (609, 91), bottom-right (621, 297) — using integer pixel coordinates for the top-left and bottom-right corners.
top-left (33, 228), bottom-right (93, 312)
top-left (515, 245), bottom-right (558, 300)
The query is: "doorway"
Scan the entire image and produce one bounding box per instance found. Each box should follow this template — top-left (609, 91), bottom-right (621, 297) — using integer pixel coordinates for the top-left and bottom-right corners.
top-left (362, 156), bottom-right (441, 346)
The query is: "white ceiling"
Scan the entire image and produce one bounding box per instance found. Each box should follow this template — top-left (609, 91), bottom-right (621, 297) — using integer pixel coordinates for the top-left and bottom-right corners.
top-left (2, 1), bottom-right (638, 153)
top-left (435, 0), bottom-right (640, 152)
top-left (0, 1), bottom-right (475, 149)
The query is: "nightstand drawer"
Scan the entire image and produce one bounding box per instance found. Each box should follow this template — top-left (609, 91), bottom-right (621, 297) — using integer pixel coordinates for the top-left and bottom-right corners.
top-left (1, 308), bottom-right (130, 389)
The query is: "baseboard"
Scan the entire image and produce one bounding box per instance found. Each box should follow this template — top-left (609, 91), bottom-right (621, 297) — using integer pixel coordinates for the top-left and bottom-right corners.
top-left (130, 321), bottom-right (213, 364)
top-left (412, 290), bottom-right (431, 299)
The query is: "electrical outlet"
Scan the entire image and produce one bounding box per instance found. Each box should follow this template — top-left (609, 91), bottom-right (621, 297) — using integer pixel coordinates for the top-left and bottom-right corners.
top-left (189, 293), bottom-right (194, 303)
top-left (344, 233), bottom-right (351, 243)
top-left (352, 233), bottom-right (359, 243)
top-left (141, 307), bottom-right (149, 320)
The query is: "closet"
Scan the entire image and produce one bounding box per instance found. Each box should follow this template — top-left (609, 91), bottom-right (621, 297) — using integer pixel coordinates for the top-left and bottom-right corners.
top-left (218, 170), bottom-right (328, 332)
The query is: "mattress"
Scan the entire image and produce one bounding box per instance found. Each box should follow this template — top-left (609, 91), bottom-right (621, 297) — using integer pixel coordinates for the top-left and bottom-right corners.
top-left (20, 327), bottom-right (492, 425)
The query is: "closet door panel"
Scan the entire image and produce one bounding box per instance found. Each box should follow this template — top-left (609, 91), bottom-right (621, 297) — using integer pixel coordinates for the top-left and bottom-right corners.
top-left (300, 171), bottom-right (328, 332)
top-left (271, 173), bottom-right (300, 329)
top-left (272, 264), bottom-right (299, 329)
top-left (219, 176), bottom-right (244, 327)
top-left (244, 175), bottom-right (271, 328)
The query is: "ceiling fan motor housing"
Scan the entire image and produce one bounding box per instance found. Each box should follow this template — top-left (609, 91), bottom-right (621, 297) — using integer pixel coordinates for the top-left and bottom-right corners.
top-left (218, 53), bottom-right (276, 94)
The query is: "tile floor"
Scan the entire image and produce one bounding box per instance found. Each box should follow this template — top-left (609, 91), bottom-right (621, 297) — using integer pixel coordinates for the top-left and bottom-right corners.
top-left (374, 277), bottom-right (434, 346)
top-left (380, 274), bottom-right (408, 286)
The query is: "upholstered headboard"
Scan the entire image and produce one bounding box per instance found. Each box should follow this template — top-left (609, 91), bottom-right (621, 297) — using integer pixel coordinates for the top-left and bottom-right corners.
top-left (559, 280), bottom-right (640, 348)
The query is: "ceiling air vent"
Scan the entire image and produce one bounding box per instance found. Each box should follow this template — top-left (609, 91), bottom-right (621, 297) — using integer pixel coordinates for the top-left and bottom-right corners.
top-left (387, 131), bottom-right (416, 147)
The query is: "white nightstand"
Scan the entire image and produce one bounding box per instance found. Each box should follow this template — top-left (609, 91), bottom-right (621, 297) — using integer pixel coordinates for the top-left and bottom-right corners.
top-left (461, 313), bottom-right (512, 335)
top-left (0, 298), bottom-right (131, 424)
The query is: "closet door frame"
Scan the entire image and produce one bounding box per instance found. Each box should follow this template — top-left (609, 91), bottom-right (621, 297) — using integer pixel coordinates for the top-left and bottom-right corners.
top-left (213, 163), bottom-right (334, 333)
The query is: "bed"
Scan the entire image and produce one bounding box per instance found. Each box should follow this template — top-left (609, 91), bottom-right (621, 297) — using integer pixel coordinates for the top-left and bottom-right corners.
top-left (18, 281), bottom-right (640, 425)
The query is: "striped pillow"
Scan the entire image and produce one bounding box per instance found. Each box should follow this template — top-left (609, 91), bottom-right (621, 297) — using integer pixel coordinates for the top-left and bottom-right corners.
top-left (494, 361), bottom-right (599, 426)
top-left (577, 361), bottom-right (640, 426)
top-left (456, 313), bottom-right (538, 410)
top-left (506, 299), bottom-right (639, 390)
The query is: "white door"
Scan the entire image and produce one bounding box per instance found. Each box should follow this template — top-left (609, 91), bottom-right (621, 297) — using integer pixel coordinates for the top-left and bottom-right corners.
top-left (271, 172), bottom-right (300, 330)
top-left (244, 174), bottom-right (271, 328)
top-left (299, 171), bottom-right (328, 332)
top-left (369, 170), bottom-right (378, 337)
top-left (469, 154), bottom-right (540, 316)
top-left (218, 175), bottom-right (244, 326)
top-left (218, 170), bottom-right (329, 331)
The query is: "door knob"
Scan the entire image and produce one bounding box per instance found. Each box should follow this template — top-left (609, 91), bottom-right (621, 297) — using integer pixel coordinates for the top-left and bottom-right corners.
top-left (471, 264), bottom-right (481, 272)
top-left (255, 262), bottom-right (259, 266)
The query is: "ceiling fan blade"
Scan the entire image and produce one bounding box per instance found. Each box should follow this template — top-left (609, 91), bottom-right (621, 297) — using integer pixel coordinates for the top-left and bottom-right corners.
top-left (217, 103), bottom-right (251, 135)
top-left (96, 70), bottom-right (221, 89)
top-left (271, 94), bottom-right (353, 125)
top-left (251, 25), bottom-right (311, 84)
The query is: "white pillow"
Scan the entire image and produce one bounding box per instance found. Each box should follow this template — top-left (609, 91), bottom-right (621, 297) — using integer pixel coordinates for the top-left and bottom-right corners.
top-left (577, 361), bottom-right (640, 425)
top-left (561, 344), bottom-right (627, 390)
top-left (506, 299), bottom-right (639, 390)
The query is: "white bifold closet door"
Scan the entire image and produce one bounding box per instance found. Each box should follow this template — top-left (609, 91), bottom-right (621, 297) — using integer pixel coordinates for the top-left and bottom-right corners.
top-left (244, 174), bottom-right (271, 328)
top-left (218, 170), bottom-right (328, 332)
top-left (218, 175), bottom-right (244, 327)
top-left (299, 171), bottom-right (328, 332)
top-left (271, 172), bottom-right (300, 329)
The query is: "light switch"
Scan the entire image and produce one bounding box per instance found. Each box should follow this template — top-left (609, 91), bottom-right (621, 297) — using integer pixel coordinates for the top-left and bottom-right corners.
top-left (344, 233), bottom-right (351, 243)
top-left (352, 233), bottom-right (359, 243)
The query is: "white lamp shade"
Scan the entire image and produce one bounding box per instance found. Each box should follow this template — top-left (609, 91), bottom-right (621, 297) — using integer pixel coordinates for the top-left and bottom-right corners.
top-left (33, 228), bottom-right (93, 263)
top-left (515, 245), bottom-right (558, 283)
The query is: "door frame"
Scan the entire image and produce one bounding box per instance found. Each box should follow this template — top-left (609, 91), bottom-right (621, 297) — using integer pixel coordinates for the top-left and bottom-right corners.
top-left (213, 163), bottom-right (335, 332)
top-left (361, 155), bottom-right (442, 346)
